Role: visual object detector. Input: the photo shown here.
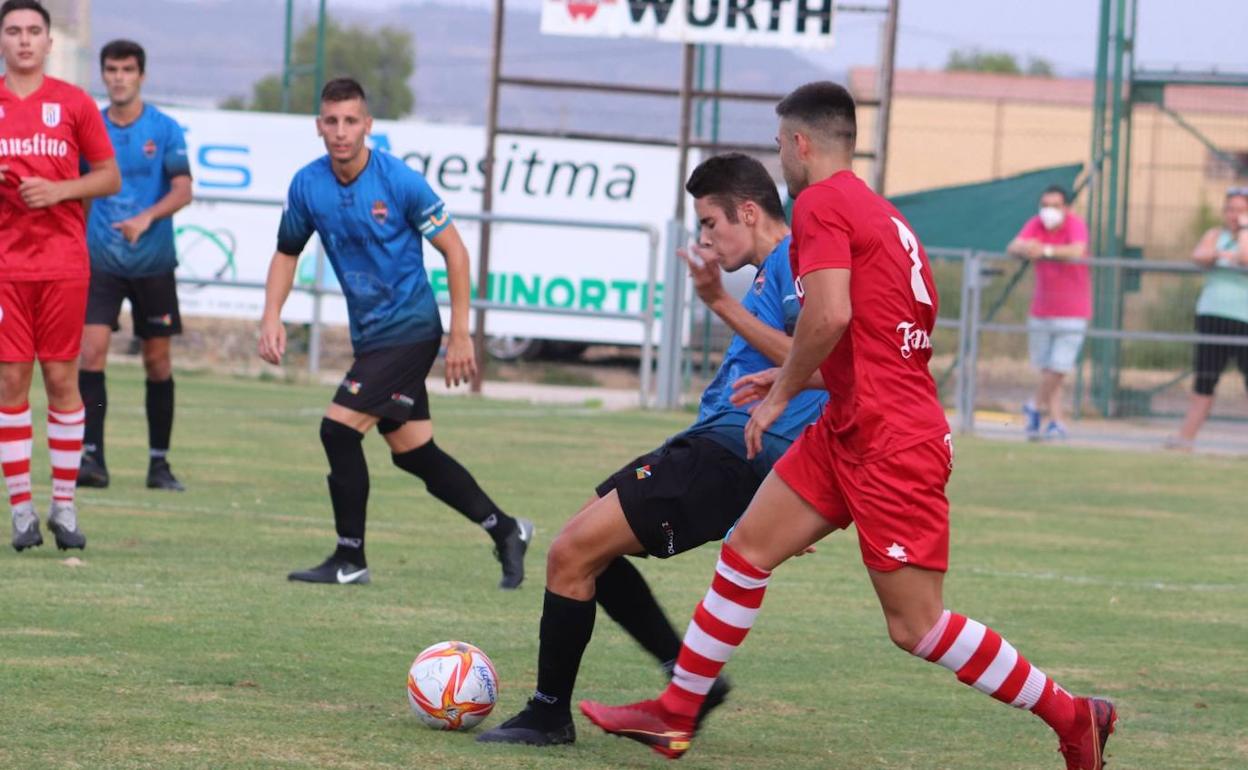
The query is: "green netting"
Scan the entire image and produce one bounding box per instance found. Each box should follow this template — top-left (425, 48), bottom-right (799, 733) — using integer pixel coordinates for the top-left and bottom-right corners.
top-left (889, 163), bottom-right (1084, 252)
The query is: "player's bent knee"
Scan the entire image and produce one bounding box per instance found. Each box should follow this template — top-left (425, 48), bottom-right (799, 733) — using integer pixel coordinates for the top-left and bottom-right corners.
top-left (545, 529), bottom-right (596, 587)
top-left (320, 417), bottom-right (364, 451)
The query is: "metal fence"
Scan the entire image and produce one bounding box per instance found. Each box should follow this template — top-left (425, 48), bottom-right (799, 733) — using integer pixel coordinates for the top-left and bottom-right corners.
top-left (682, 249), bottom-right (1248, 453)
top-left (174, 196), bottom-right (663, 406)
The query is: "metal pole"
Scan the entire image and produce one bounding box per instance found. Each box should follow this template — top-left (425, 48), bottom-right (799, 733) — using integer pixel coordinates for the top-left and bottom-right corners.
top-left (313, 0), bottom-right (328, 107)
top-left (639, 229), bottom-right (660, 408)
top-left (674, 44), bottom-right (696, 222)
top-left (281, 0), bottom-right (294, 112)
top-left (472, 0), bottom-right (506, 394)
top-left (655, 45), bottom-right (698, 409)
top-left (871, 0), bottom-right (899, 193)
top-left (965, 251), bottom-right (983, 433)
top-left (956, 250), bottom-right (974, 434)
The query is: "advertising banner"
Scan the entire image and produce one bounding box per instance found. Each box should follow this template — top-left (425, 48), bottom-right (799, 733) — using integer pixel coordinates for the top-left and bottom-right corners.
top-left (167, 107), bottom-right (681, 344)
top-left (539, 0), bottom-right (835, 50)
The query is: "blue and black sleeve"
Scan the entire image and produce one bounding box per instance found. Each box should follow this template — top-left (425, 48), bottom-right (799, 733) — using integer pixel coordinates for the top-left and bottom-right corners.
top-left (276, 175), bottom-right (315, 256)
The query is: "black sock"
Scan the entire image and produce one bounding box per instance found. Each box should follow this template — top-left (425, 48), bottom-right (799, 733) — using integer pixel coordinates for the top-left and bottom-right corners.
top-left (596, 556), bottom-right (682, 665)
top-left (391, 440), bottom-right (517, 545)
top-left (533, 589), bottom-right (595, 715)
top-left (80, 370), bottom-right (107, 463)
top-left (146, 377), bottom-right (174, 463)
top-left (320, 418), bottom-right (369, 565)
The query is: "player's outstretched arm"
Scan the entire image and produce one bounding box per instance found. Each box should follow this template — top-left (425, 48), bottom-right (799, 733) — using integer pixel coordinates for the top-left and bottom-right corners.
top-left (683, 245), bottom-right (793, 365)
top-left (17, 157), bottom-right (121, 209)
top-left (744, 268), bottom-right (850, 459)
top-left (258, 251), bottom-right (299, 365)
top-left (429, 224), bottom-right (478, 387)
top-left (113, 175), bottom-right (193, 245)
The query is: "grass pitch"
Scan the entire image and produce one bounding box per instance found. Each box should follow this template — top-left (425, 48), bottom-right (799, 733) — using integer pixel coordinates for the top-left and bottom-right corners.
top-left (2, 365), bottom-right (1245, 769)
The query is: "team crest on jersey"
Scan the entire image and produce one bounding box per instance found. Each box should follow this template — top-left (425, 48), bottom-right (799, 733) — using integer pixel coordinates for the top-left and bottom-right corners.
top-left (635, 465), bottom-right (652, 480)
top-left (41, 103), bottom-right (61, 128)
top-left (143, 139), bottom-right (158, 159)
top-left (753, 272), bottom-right (766, 295)
top-left (371, 200), bottom-right (389, 224)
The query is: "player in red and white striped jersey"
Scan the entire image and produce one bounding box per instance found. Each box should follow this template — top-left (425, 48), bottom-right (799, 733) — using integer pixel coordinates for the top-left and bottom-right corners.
top-left (0, 0), bottom-right (120, 552)
top-left (580, 82), bottom-right (1116, 770)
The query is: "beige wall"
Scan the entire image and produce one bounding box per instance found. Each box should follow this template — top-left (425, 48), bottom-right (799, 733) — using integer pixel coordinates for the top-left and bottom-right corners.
top-left (873, 95), bottom-right (1248, 258)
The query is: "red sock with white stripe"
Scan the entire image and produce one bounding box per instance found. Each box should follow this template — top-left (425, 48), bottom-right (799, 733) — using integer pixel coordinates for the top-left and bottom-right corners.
top-left (1, 404), bottom-right (34, 509)
top-left (659, 542), bottom-right (771, 731)
top-left (48, 406), bottom-right (85, 505)
top-left (912, 609), bottom-right (1077, 735)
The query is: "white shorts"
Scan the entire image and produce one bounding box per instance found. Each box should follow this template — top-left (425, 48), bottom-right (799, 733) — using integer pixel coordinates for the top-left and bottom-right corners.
top-left (1028, 316), bottom-right (1087, 374)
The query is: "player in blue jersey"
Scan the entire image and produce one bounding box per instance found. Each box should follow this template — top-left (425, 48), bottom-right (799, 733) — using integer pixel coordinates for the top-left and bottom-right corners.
top-left (258, 78), bottom-right (533, 588)
top-left (478, 153), bottom-right (828, 746)
top-left (78, 40), bottom-right (193, 492)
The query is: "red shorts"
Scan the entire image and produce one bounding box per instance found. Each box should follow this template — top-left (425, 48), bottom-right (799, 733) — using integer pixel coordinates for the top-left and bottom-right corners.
top-left (0, 279), bottom-right (90, 363)
top-left (775, 421), bottom-right (954, 573)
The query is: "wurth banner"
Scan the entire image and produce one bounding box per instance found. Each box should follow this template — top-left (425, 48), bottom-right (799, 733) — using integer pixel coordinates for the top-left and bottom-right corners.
top-left (540, 0), bottom-right (836, 49)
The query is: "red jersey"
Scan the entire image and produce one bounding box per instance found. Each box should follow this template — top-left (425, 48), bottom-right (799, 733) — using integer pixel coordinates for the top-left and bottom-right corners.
top-left (790, 170), bottom-right (949, 463)
top-left (0, 76), bottom-right (114, 281)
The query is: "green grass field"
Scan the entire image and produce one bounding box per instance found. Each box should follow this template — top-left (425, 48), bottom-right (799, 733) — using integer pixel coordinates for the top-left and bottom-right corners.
top-left (2, 365), bottom-right (1245, 769)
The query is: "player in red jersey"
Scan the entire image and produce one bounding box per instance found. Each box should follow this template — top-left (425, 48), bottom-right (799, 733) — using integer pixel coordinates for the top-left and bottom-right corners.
top-left (580, 82), bottom-right (1117, 769)
top-left (0, 0), bottom-right (120, 552)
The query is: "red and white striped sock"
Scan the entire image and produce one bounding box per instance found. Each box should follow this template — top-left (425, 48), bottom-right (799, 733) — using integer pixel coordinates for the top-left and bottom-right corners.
top-left (659, 542), bottom-right (771, 730)
top-left (912, 610), bottom-right (1077, 735)
top-left (48, 406), bottom-right (85, 505)
top-left (1, 404), bottom-right (34, 509)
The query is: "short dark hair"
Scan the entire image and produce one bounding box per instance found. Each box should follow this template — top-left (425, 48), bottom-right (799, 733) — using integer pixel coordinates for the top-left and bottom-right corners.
top-left (100, 39), bottom-right (146, 74)
top-left (321, 77), bottom-right (367, 104)
top-left (1041, 185), bottom-right (1071, 204)
top-left (775, 81), bottom-right (857, 147)
top-left (686, 153), bottom-right (785, 223)
top-left (1, 0), bottom-right (50, 28)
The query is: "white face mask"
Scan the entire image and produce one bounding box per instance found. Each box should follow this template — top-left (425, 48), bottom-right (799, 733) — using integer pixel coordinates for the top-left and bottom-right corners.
top-left (1039, 206), bottom-right (1066, 230)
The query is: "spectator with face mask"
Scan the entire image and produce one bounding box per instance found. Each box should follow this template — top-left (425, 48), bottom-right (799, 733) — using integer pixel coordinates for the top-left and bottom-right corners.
top-left (1166, 188), bottom-right (1248, 450)
top-left (1006, 185), bottom-right (1091, 440)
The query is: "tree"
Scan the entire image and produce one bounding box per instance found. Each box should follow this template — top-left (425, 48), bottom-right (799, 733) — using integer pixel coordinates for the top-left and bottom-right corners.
top-left (945, 48), bottom-right (1055, 78)
top-left (223, 17), bottom-right (414, 119)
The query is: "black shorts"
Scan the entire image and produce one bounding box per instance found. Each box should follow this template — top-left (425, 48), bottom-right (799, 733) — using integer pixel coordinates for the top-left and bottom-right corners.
top-left (596, 434), bottom-right (762, 559)
top-left (332, 337), bottom-right (440, 425)
top-left (1193, 315), bottom-right (1248, 396)
top-left (85, 270), bottom-right (182, 338)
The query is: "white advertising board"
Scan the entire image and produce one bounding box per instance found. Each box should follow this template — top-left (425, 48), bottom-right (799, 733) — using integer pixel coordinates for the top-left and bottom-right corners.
top-left (540, 0), bottom-right (835, 50)
top-left (167, 107), bottom-right (683, 345)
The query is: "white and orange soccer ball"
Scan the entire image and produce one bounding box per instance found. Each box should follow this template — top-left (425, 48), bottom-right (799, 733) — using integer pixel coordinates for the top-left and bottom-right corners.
top-left (406, 641), bottom-right (499, 730)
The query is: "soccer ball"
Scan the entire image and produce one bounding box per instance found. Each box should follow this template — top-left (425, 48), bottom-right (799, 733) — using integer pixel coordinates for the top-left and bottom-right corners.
top-left (406, 641), bottom-right (499, 730)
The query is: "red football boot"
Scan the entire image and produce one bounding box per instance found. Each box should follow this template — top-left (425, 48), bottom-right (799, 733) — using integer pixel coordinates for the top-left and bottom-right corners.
top-left (579, 698), bottom-right (694, 760)
top-left (1058, 697), bottom-right (1118, 769)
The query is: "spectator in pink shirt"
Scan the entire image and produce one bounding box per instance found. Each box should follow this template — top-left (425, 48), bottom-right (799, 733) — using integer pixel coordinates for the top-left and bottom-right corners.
top-left (1006, 186), bottom-right (1091, 440)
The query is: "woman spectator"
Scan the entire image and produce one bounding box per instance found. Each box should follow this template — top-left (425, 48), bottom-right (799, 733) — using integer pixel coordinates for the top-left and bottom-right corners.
top-left (1168, 188), bottom-right (1248, 449)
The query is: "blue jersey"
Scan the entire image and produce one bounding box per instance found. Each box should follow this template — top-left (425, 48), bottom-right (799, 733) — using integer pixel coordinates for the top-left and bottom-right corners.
top-left (277, 151), bottom-right (451, 353)
top-left (86, 105), bottom-right (190, 277)
top-left (683, 236), bottom-right (828, 477)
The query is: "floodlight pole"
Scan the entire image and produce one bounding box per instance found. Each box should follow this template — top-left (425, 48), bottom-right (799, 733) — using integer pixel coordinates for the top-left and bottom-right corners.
top-left (281, 0), bottom-right (294, 112)
top-left (472, 0), bottom-right (506, 394)
top-left (314, 0), bottom-right (328, 101)
top-left (872, 0), bottom-right (900, 194)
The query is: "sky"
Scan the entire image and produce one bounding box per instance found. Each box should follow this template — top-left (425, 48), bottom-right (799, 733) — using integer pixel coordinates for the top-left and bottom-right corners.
top-left (320, 0), bottom-right (1248, 77)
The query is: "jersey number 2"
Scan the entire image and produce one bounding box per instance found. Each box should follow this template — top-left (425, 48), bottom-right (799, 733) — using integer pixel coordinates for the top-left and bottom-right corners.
top-left (892, 216), bottom-right (932, 306)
